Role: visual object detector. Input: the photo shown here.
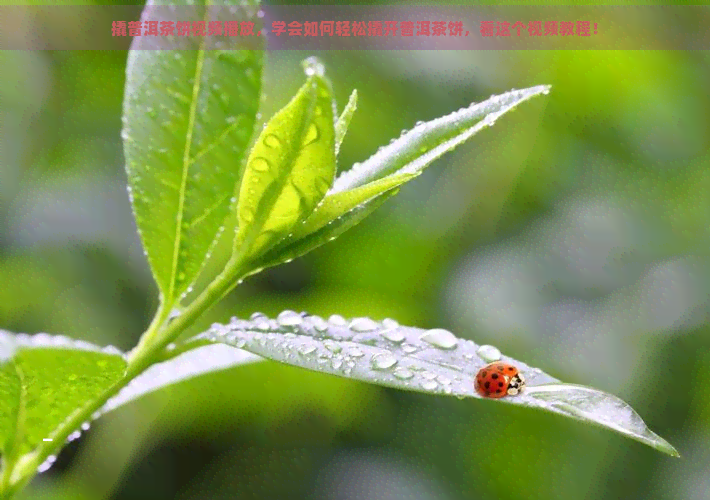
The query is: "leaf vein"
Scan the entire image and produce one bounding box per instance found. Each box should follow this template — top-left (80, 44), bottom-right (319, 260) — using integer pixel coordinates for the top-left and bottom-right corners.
top-left (168, 5), bottom-right (210, 302)
top-left (189, 120), bottom-right (241, 166)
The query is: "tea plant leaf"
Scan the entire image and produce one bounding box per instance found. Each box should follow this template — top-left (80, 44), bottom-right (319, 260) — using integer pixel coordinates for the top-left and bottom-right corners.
top-left (251, 184), bottom-right (402, 273)
top-left (98, 343), bottom-right (261, 417)
top-left (190, 313), bottom-right (679, 457)
top-left (332, 85), bottom-right (551, 193)
top-left (0, 331), bottom-right (126, 460)
top-left (335, 89), bottom-right (357, 157)
top-left (235, 70), bottom-right (336, 259)
top-left (294, 172), bottom-right (417, 240)
top-left (122, 0), bottom-right (263, 306)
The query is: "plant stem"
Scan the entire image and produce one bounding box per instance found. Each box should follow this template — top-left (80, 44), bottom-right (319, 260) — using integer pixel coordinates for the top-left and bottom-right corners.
top-left (3, 255), bottom-right (249, 498)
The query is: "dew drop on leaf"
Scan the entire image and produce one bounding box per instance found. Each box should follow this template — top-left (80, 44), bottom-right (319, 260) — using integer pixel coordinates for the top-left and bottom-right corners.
top-left (301, 123), bottom-right (320, 147)
top-left (476, 344), bottom-right (502, 363)
top-left (371, 352), bottom-right (398, 370)
top-left (348, 347), bottom-right (365, 357)
top-left (421, 380), bottom-right (438, 391)
top-left (382, 318), bottom-right (399, 329)
top-left (323, 339), bottom-right (342, 353)
top-left (393, 367), bottom-right (414, 380)
top-left (349, 317), bottom-right (379, 332)
top-left (301, 56), bottom-right (325, 77)
top-left (263, 134), bottom-right (282, 149)
top-left (328, 314), bottom-right (347, 326)
top-left (298, 345), bottom-right (317, 356)
top-left (250, 157), bottom-right (270, 172)
top-left (420, 328), bottom-right (458, 350)
top-left (309, 315), bottom-right (329, 332)
top-left (277, 310), bottom-right (303, 327)
top-left (381, 328), bottom-right (405, 343)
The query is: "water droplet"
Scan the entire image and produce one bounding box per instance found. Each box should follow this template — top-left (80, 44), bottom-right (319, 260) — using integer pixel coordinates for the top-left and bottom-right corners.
top-left (38, 455), bottom-right (57, 473)
top-left (347, 347), bottom-right (365, 357)
top-left (309, 315), bottom-right (328, 332)
top-left (382, 318), bottom-right (399, 329)
top-left (420, 328), bottom-right (458, 350)
top-left (402, 344), bottom-right (417, 354)
top-left (393, 367), bottom-right (414, 379)
top-left (256, 320), bottom-right (270, 331)
top-left (436, 375), bottom-right (451, 385)
top-left (371, 352), bottom-right (397, 370)
top-left (421, 380), bottom-right (438, 391)
top-left (298, 345), bottom-right (317, 356)
top-left (421, 371), bottom-right (437, 380)
top-left (277, 310), bottom-right (303, 327)
top-left (328, 314), bottom-right (347, 326)
top-left (331, 358), bottom-right (343, 370)
top-left (250, 312), bottom-right (267, 320)
top-left (81, 422), bottom-right (90, 431)
top-left (477, 344), bottom-right (501, 363)
top-left (381, 328), bottom-right (405, 343)
top-left (323, 339), bottom-right (341, 353)
top-left (302, 56), bottom-right (325, 77)
top-left (350, 317), bottom-right (378, 332)
top-left (301, 123), bottom-right (319, 147)
top-left (263, 134), bottom-right (281, 149)
top-left (250, 157), bottom-right (270, 172)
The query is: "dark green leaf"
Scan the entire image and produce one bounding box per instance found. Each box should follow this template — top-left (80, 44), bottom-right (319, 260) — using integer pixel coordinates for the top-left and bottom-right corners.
top-left (0, 331), bottom-right (126, 458)
top-left (122, 0), bottom-right (263, 306)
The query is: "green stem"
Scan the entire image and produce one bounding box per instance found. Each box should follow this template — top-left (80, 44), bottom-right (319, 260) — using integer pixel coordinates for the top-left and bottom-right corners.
top-left (2, 255), bottom-right (249, 498)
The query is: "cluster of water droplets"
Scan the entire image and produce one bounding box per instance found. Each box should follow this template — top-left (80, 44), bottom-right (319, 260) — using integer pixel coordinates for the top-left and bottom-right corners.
top-left (192, 312), bottom-right (554, 399)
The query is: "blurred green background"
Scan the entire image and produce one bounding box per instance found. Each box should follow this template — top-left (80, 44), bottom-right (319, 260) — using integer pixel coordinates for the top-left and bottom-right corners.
top-left (2, 1), bottom-right (710, 500)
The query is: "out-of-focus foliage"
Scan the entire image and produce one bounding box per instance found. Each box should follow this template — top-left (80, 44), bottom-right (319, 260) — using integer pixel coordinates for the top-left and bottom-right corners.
top-left (1, 5), bottom-right (709, 500)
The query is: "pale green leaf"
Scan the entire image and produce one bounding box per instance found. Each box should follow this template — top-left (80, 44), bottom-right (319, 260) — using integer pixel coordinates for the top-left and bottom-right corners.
top-left (235, 72), bottom-right (336, 258)
top-left (251, 186), bottom-right (400, 273)
top-left (294, 172), bottom-right (417, 240)
top-left (335, 89), bottom-right (357, 157)
top-left (332, 85), bottom-right (551, 193)
top-left (191, 314), bottom-right (679, 457)
top-left (122, 0), bottom-right (263, 306)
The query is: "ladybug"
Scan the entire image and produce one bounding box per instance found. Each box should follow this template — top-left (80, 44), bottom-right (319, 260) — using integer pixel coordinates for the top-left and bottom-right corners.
top-left (474, 362), bottom-right (525, 398)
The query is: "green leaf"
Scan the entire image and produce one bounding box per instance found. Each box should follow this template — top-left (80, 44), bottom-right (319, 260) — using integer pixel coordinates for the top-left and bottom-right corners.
top-left (122, 0), bottom-right (263, 307)
top-left (335, 89), bottom-right (357, 157)
top-left (332, 85), bottom-right (551, 193)
top-left (98, 343), bottom-right (261, 417)
top-left (295, 172), bottom-right (417, 240)
top-left (235, 71), bottom-right (336, 258)
top-left (0, 331), bottom-right (126, 461)
top-left (252, 183), bottom-right (402, 273)
top-left (192, 314), bottom-right (680, 458)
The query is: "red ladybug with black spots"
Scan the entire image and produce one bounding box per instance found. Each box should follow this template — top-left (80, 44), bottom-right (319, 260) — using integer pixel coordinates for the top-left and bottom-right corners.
top-left (474, 362), bottom-right (525, 398)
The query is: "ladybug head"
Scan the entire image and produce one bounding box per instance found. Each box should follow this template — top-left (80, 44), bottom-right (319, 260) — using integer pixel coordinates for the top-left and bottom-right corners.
top-left (506, 372), bottom-right (526, 396)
